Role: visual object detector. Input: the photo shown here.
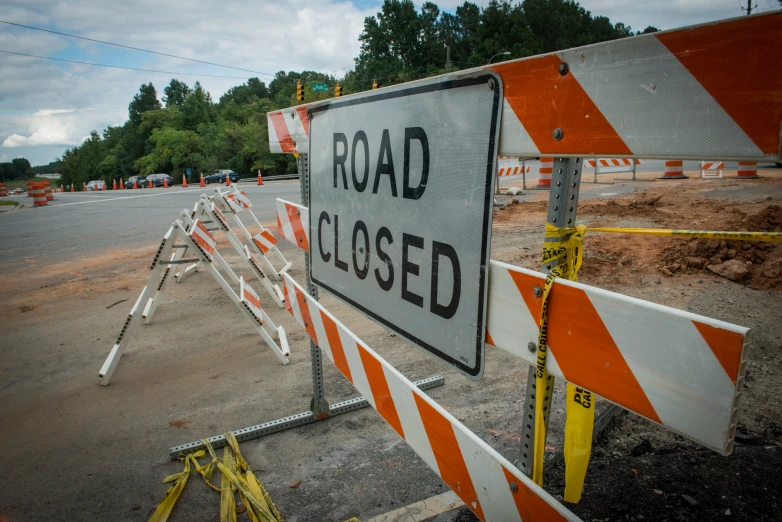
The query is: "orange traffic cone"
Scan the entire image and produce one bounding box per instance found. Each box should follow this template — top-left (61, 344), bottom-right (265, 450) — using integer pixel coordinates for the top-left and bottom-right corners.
top-left (148, 177), bottom-right (154, 188)
top-left (133, 180), bottom-right (137, 189)
top-left (112, 179), bottom-right (117, 190)
top-left (82, 182), bottom-right (86, 191)
top-left (103, 182), bottom-right (107, 191)
top-left (200, 173), bottom-right (205, 187)
top-left (225, 174), bottom-right (231, 186)
top-left (163, 177), bottom-right (169, 188)
top-left (70, 184), bottom-right (74, 192)
top-left (182, 174), bottom-right (188, 188)
top-left (119, 178), bottom-right (124, 190)
top-left (257, 168), bottom-right (263, 185)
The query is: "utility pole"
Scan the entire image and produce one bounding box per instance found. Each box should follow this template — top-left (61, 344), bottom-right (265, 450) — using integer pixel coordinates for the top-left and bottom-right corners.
top-left (742, 0), bottom-right (755, 14)
top-left (445, 44), bottom-right (451, 73)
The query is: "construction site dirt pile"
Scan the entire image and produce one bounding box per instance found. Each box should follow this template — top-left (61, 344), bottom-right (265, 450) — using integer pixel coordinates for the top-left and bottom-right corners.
top-left (660, 204), bottom-right (782, 290)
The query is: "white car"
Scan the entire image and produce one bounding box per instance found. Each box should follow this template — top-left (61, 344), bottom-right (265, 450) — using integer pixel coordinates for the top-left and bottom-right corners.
top-left (86, 180), bottom-right (106, 191)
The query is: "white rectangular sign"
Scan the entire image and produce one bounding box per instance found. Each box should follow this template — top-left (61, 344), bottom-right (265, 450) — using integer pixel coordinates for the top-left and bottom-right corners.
top-left (308, 72), bottom-right (502, 378)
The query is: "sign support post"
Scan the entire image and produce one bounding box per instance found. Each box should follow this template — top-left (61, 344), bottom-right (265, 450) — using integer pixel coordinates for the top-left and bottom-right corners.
top-left (517, 157), bottom-right (584, 476)
top-left (299, 153), bottom-right (330, 417)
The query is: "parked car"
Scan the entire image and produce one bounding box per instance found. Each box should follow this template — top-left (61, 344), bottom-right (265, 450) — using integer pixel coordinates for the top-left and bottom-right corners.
top-left (203, 169), bottom-right (240, 184)
top-left (147, 173), bottom-right (176, 187)
top-left (124, 175), bottom-right (149, 189)
top-left (86, 180), bottom-right (106, 191)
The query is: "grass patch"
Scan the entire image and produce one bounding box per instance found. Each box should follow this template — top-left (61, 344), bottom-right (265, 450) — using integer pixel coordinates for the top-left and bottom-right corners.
top-left (0, 200), bottom-right (20, 206)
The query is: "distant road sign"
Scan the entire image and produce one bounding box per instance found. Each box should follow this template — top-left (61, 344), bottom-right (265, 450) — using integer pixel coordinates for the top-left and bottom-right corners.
top-left (308, 72), bottom-right (502, 378)
top-left (311, 83), bottom-right (329, 92)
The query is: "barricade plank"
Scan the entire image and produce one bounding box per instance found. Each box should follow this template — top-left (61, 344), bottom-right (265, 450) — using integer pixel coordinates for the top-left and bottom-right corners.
top-left (282, 274), bottom-right (578, 522)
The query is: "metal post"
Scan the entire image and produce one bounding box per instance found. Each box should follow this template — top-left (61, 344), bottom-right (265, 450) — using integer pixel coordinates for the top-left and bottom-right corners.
top-left (299, 153), bottom-right (330, 416)
top-left (522, 159), bottom-right (527, 191)
top-left (517, 157), bottom-right (583, 476)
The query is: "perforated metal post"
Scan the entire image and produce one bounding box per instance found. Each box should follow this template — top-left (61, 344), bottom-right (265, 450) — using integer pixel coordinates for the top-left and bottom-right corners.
top-left (517, 157), bottom-right (583, 476)
top-left (298, 153), bottom-right (330, 416)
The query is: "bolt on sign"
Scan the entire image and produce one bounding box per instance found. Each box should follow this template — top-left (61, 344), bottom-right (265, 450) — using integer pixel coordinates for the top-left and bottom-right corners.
top-left (308, 72), bottom-right (502, 378)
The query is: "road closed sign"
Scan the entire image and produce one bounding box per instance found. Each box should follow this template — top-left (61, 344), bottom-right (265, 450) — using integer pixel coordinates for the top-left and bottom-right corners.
top-left (308, 72), bottom-right (501, 378)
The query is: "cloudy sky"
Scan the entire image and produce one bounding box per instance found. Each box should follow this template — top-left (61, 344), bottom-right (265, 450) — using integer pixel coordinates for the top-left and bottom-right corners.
top-left (0, 0), bottom-right (778, 166)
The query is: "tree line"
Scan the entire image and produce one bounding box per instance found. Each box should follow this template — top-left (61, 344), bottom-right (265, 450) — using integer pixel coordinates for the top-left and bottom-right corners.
top-left (27, 0), bottom-right (657, 188)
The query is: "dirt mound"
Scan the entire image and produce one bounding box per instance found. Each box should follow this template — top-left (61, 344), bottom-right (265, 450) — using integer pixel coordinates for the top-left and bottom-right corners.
top-left (659, 205), bottom-right (782, 290)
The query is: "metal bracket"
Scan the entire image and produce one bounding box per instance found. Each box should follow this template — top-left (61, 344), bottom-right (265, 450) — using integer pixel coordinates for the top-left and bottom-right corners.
top-left (517, 157), bottom-right (583, 476)
top-left (169, 375), bottom-right (445, 459)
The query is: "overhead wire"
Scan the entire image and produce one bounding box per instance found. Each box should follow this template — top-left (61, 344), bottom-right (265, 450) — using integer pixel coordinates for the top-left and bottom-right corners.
top-left (0, 20), bottom-right (275, 77)
top-left (0, 49), bottom-right (252, 79)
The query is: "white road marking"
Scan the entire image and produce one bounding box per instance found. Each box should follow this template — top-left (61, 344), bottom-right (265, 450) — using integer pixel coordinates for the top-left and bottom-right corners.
top-left (43, 190), bottom-right (199, 207)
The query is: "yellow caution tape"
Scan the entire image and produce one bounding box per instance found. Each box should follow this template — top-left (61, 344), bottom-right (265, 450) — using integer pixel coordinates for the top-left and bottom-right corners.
top-left (563, 385), bottom-right (593, 503)
top-left (148, 450), bottom-right (204, 522)
top-left (148, 433), bottom-right (284, 522)
top-left (532, 224), bottom-right (593, 501)
top-left (532, 224), bottom-right (591, 492)
top-left (587, 226), bottom-right (781, 242)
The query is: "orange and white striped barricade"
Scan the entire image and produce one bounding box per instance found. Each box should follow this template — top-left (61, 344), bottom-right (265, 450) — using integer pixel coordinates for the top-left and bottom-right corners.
top-left (281, 273), bottom-right (579, 521)
top-left (276, 199), bottom-right (309, 250)
top-left (26, 180), bottom-right (34, 197)
top-left (585, 158), bottom-right (643, 183)
top-left (268, 15), bottom-right (781, 166)
top-left (659, 160), bottom-right (687, 179)
top-left (534, 158), bottom-right (553, 189)
top-left (99, 218), bottom-right (290, 386)
top-left (44, 185), bottom-right (54, 201)
top-left (32, 183), bottom-right (47, 207)
top-left (0, 183), bottom-right (7, 197)
top-left (496, 156), bottom-right (531, 192)
top-left (275, 200), bottom-right (750, 456)
top-left (211, 186), bottom-right (292, 280)
top-left (699, 161), bottom-right (724, 179)
top-left (736, 161), bottom-right (759, 179)
top-left (180, 197), bottom-right (286, 307)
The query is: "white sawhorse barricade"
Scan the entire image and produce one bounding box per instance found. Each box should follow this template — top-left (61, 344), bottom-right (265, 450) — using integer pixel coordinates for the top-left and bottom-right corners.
top-left (98, 217), bottom-right (290, 386)
top-left (186, 195), bottom-right (287, 307)
top-left (211, 185), bottom-right (292, 279)
top-left (585, 158), bottom-right (644, 183)
top-left (700, 161), bottom-right (725, 179)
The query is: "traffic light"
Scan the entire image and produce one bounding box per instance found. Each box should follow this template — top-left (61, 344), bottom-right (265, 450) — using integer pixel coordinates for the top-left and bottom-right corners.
top-left (296, 82), bottom-right (304, 102)
top-left (335, 83), bottom-right (341, 97)
top-left (372, 79), bottom-right (378, 90)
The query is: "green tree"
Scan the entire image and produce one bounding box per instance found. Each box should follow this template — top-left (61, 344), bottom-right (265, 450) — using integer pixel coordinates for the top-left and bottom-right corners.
top-left (163, 79), bottom-right (191, 108)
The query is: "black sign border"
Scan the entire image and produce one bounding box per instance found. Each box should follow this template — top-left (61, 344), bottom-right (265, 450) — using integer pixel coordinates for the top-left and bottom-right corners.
top-left (308, 73), bottom-right (501, 378)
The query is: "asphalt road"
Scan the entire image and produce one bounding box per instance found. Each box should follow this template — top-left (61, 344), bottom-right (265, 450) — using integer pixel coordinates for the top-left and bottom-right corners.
top-left (2, 160), bottom-right (778, 269)
top-left (0, 182), bottom-right (301, 269)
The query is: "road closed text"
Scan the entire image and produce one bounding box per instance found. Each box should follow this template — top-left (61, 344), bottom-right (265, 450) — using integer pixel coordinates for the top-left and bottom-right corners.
top-left (308, 75), bottom-right (499, 377)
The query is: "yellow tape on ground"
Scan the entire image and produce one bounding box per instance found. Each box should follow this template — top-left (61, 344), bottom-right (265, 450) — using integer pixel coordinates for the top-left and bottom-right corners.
top-left (148, 433), bottom-right (284, 522)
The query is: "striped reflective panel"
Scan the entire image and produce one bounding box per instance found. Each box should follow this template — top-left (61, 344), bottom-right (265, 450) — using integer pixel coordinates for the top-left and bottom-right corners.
top-left (240, 278), bottom-right (264, 323)
top-left (190, 220), bottom-right (216, 259)
top-left (252, 230), bottom-right (279, 254)
top-left (275, 199), bottom-right (309, 251)
top-left (282, 273), bottom-right (578, 522)
top-left (267, 13), bottom-right (781, 160)
top-left (485, 260), bottom-right (749, 455)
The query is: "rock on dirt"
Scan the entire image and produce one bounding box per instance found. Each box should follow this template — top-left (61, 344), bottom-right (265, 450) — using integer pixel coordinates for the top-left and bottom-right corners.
top-left (708, 259), bottom-right (749, 281)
